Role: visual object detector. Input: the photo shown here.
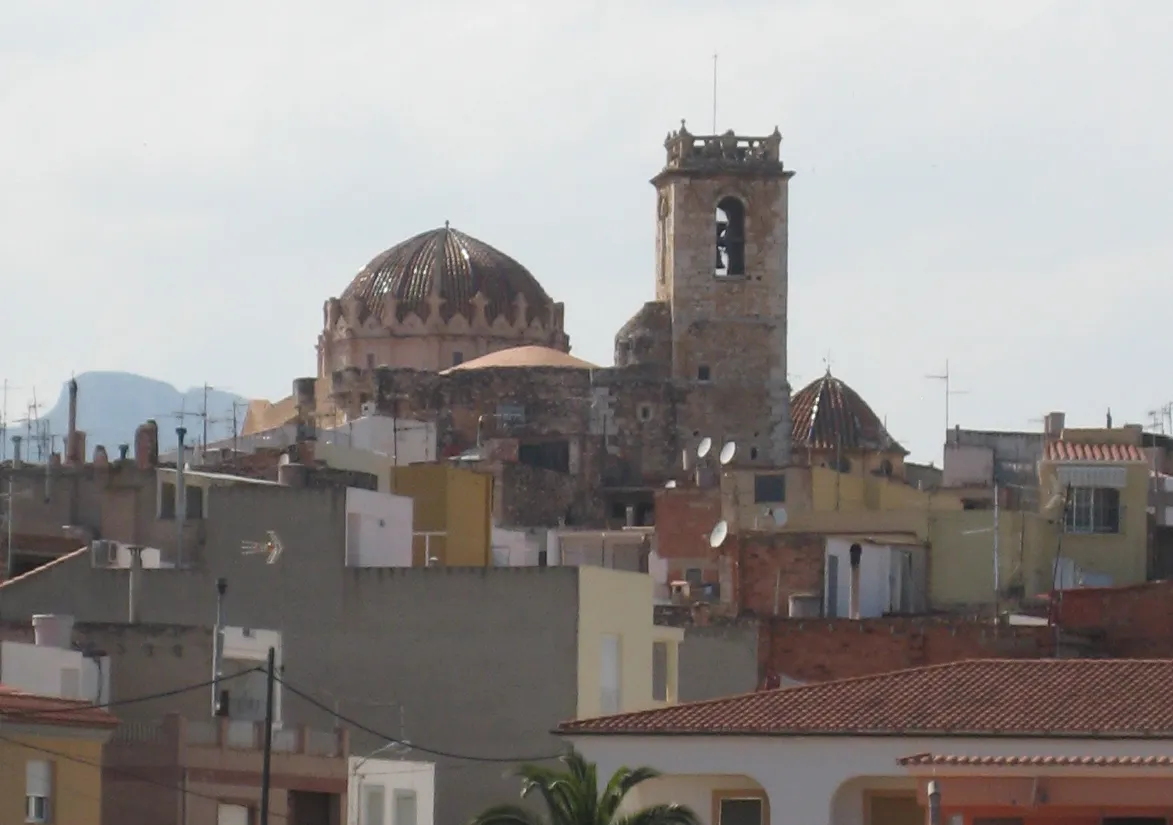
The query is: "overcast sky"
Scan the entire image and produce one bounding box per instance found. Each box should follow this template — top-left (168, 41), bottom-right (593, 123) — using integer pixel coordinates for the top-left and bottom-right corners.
top-left (2, 0), bottom-right (1170, 463)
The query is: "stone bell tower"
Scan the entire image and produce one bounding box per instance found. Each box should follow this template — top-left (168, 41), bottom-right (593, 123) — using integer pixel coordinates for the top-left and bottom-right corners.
top-left (652, 122), bottom-right (794, 466)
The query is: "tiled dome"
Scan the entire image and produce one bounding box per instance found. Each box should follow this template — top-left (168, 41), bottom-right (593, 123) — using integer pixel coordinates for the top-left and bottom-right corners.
top-left (342, 224), bottom-right (554, 325)
top-left (791, 371), bottom-right (906, 454)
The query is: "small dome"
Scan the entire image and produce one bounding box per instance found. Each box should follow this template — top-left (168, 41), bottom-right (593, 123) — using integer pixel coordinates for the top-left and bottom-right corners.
top-left (791, 371), bottom-right (906, 455)
top-left (343, 225), bottom-right (554, 325)
top-left (441, 346), bottom-right (597, 374)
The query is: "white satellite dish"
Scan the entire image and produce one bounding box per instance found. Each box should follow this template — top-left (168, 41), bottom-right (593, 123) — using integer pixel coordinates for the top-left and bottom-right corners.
top-left (697, 437), bottom-right (713, 460)
top-left (719, 441), bottom-right (737, 466)
top-left (709, 520), bottom-right (729, 548)
top-left (772, 507), bottom-right (788, 527)
top-left (664, 480), bottom-right (677, 489)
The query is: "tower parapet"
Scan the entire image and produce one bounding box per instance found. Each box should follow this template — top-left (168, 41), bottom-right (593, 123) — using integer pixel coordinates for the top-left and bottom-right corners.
top-left (658, 122), bottom-right (787, 179)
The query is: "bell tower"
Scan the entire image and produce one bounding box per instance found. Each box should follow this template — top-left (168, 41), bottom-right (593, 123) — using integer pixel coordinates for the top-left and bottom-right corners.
top-left (653, 122), bottom-right (794, 465)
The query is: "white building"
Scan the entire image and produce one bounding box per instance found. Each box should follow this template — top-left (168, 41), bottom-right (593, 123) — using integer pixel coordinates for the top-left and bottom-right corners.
top-left (348, 755), bottom-right (434, 825)
top-left (0, 614), bottom-right (110, 703)
top-left (559, 658), bottom-right (1173, 825)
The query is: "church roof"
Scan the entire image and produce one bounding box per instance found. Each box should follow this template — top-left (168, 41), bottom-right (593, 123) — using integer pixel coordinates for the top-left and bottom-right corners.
top-left (441, 346), bottom-right (597, 374)
top-left (342, 225), bottom-right (555, 325)
top-left (791, 371), bottom-right (906, 455)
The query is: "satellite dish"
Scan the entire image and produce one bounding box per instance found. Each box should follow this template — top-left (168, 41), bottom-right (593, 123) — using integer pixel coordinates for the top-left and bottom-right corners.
top-left (772, 507), bottom-right (788, 527)
top-left (664, 480), bottom-right (677, 489)
top-left (709, 520), bottom-right (729, 548)
top-left (697, 437), bottom-right (713, 460)
top-left (719, 441), bottom-right (737, 465)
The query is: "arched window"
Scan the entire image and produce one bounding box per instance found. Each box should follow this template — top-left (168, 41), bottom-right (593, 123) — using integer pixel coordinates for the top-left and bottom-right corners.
top-left (715, 196), bottom-right (746, 277)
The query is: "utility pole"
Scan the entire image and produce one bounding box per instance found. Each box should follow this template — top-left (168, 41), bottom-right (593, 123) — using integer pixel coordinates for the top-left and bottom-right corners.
top-left (229, 401), bottom-right (247, 457)
top-left (260, 646), bottom-right (276, 825)
top-left (200, 383), bottom-right (214, 449)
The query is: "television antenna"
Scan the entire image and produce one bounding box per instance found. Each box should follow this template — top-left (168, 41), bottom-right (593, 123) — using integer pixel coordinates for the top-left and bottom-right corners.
top-left (241, 530), bottom-right (284, 564)
top-left (925, 359), bottom-right (968, 439)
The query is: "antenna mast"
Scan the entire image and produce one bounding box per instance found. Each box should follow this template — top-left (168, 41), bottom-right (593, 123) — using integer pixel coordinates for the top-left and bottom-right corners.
top-left (711, 52), bottom-right (718, 133)
top-left (925, 359), bottom-right (968, 452)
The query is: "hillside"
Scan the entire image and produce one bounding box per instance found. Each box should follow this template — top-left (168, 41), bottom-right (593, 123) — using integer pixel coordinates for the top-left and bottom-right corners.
top-left (6, 372), bottom-right (248, 458)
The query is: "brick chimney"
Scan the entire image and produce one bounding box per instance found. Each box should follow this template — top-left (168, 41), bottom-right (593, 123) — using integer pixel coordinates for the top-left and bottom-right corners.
top-left (65, 378), bottom-right (81, 465)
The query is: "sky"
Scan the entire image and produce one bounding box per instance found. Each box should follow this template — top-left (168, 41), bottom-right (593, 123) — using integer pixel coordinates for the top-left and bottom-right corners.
top-left (2, 0), bottom-right (1171, 464)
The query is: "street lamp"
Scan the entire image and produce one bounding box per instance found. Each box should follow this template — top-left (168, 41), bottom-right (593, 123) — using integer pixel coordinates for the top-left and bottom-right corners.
top-left (927, 780), bottom-right (941, 825)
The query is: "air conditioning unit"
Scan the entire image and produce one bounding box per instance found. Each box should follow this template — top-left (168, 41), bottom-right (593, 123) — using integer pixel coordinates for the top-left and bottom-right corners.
top-left (90, 540), bottom-right (118, 568)
top-left (669, 580), bottom-right (691, 603)
top-left (360, 401), bottom-right (377, 417)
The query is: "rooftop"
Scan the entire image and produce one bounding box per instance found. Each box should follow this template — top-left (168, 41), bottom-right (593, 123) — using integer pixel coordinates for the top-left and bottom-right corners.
top-left (1045, 442), bottom-right (1147, 462)
top-left (558, 659), bottom-right (1173, 738)
top-left (0, 684), bottom-right (119, 729)
top-left (441, 345), bottom-right (597, 373)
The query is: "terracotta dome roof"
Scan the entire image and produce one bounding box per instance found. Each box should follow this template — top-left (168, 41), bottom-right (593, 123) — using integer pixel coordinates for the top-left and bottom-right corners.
top-left (441, 346), bottom-right (597, 374)
top-left (342, 224), bottom-right (554, 324)
top-left (791, 371), bottom-right (906, 455)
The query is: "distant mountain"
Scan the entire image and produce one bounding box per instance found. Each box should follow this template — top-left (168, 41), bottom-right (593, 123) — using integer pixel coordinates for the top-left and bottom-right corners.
top-left (5, 372), bottom-right (248, 458)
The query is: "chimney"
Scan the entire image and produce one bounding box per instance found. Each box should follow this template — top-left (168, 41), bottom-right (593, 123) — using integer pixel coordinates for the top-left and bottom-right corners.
top-left (32, 614), bottom-right (74, 649)
top-left (848, 543), bottom-right (862, 620)
top-left (92, 445), bottom-right (109, 469)
top-left (128, 546), bottom-right (143, 624)
top-left (134, 420), bottom-right (159, 470)
top-left (1043, 412), bottom-right (1066, 440)
top-left (118, 444), bottom-right (130, 462)
top-left (176, 427), bottom-right (187, 565)
top-left (293, 378), bottom-right (317, 444)
top-left (66, 378), bottom-right (79, 465)
top-left (1106, 408), bottom-right (1113, 429)
top-left (11, 435), bottom-right (22, 468)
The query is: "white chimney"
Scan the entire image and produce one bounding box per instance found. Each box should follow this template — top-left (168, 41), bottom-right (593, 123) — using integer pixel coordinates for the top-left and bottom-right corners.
top-left (32, 614), bottom-right (74, 649)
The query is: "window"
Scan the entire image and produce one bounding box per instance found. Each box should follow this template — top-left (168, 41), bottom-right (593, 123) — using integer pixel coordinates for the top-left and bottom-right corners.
top-left (717, 797), bottom-right (764, 825)
top-left (638, 403), bottom-right (653, 422)
top-left (1064, 486), bottom-right (1121, 534)
top-left (600, 633), bottom-right (621, 713)
top-left (186, 485), bottom-right (204, 519)
top-left (825, 554), bottom-right (840, 617)
top-left (496, 403), bottom-right (525, 424)
top-left (697, 365), bottom-right (711, 382)
top-left (715, 197), bottom-right (747, 277)
top-left (159, 481), bottom-right (176, 519)
top-left (754, 474), bottom-right (786, 503)
top-left (394, 789), bottom-right (418, 825)
top-left (518, 440), bottom-right (570, 473)
top-left (684, 568), bottom-right (703, 587)
top-left (26, 760), bottom-right (50, 823)
top-left (363, 784), bottom-right (386, 825)
top-left (652, 641), bottom-right (668, 701)
top-left (452, 351), bottom-right (464, 366)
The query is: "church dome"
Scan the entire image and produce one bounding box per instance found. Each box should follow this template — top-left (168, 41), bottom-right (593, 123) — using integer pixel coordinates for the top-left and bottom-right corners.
top-left (791, 371), bottom-right (906, 455)
top-left (342, 224), bottom-right (554, 325)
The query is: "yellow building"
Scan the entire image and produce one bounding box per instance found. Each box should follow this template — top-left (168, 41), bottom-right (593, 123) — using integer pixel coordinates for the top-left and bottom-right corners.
top-left (1035, 426), bottom-right (1151, 589)
top-left (576, 566), bottom-right (683, 718)
top-left (389, 464), bottom-right (493, 566)
top-left (0, 686), bottom-right (118, 825)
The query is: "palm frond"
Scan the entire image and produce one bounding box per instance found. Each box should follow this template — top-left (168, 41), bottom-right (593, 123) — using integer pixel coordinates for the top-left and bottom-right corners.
top-left (599, 767), bottom-right (661, 821)
top-left (613, 803), bottom-right (702, 825)
top-left (468, 803), bottom-right (548, 825)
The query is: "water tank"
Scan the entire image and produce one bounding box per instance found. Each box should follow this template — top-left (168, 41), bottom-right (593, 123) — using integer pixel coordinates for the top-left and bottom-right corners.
top-left (788, 594), bottom-right (822, 618)
top-left (32, 614), bottom-right (75, 649)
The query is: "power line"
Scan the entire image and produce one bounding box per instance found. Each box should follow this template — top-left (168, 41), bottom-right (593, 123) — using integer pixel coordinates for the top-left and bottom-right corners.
top-left (0, 729), bottom-right (293, 822)
top-left (0, 668), bottom-right (261, 722)
top-left (278, 675), bottom-right (565, 764)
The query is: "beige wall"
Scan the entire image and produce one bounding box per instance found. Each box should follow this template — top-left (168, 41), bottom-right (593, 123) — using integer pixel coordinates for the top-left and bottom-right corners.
top-left (0, 730), bottom-right (106, 825)
top-left (576, 568), bottom-right (681, 718)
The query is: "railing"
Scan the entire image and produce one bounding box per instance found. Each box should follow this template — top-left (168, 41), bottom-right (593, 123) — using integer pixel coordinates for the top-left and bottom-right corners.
top-left (111, 720), bottom-right (167, 744)
top-left (182, 717), bottom-right (346, 757)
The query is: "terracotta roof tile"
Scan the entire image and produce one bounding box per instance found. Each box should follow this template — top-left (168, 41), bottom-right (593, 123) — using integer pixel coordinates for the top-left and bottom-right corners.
top-left (900, 754), bottom-right (1173, 768)
top-left (790, 371), bottom-right (906, 456)
top-left (0, 684), bottom-right (118, 729)
top-left (1045, 441), bottom-right (1146, 462)
top-left (558, 659), bottom-right (1173, 738)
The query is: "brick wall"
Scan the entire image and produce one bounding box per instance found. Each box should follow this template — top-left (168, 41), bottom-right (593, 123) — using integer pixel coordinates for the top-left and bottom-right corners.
top-left (732, 532), bottom-right (826, 616)
top-left (654, 487), bottom-right (721, 558)
top-left (759, 616), bottom-right (1053, 685)
top-left (1056, 581), bottom-right (1173, 656)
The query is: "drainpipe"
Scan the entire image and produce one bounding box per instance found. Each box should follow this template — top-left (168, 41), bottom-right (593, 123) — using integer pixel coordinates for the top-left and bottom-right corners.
top-left (212, 578), bottom-right (227, 716)
top-left (848, 543), bottom-right (862, 620)
top-left (175, 427), bottom-right (187, 566)
top-left (128, 546), bottom-right (143, 624)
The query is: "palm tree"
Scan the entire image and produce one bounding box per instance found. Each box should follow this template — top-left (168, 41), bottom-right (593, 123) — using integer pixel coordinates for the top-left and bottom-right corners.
top-left (470, 749), bottom-right (700, 825)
